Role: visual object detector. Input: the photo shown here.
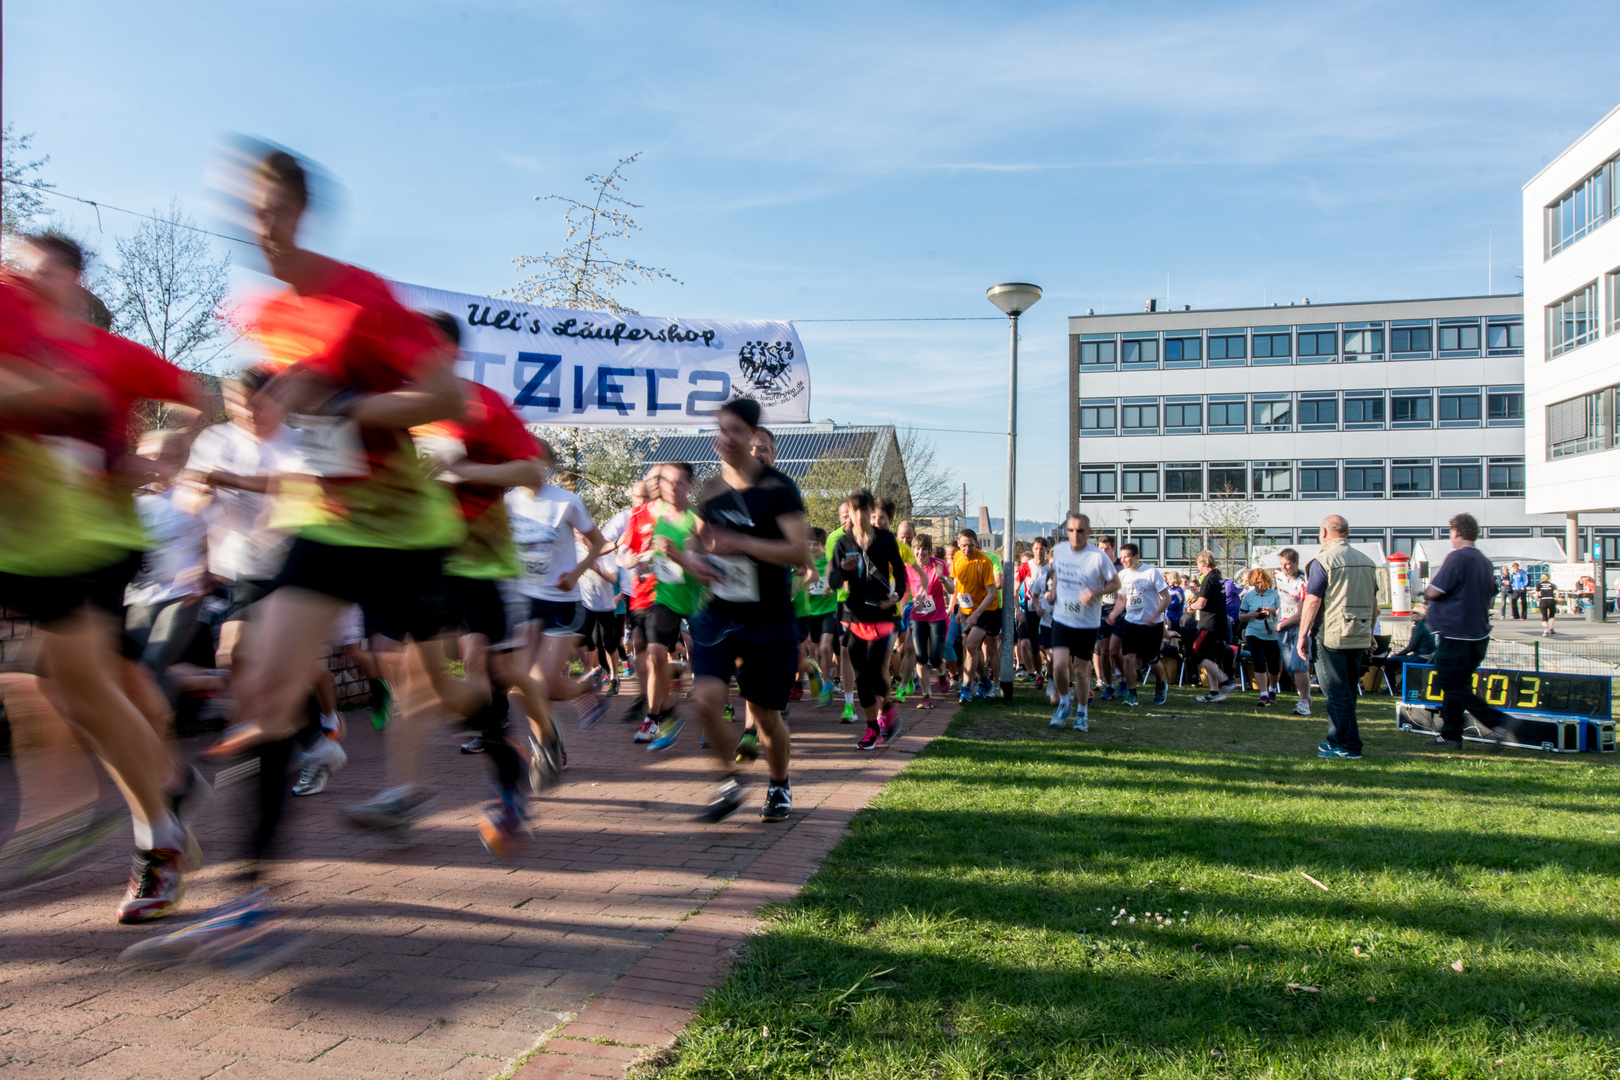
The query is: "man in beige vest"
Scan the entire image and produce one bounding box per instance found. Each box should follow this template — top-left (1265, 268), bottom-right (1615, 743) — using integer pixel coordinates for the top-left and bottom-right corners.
top-left (1295, 515), bottom-right (1378, 759)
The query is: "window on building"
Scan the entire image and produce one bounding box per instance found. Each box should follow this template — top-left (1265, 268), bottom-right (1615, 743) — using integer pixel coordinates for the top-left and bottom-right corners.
top-left (1391, 391), bottom-right (1433, 427)
top-left (1208, 462), bottom-right (1247, 497)
top-left (1134, 534), bottom-right (1161, 562)
top-left (1391, 459), bottom-right (1434, 497)
top-left (1546, 155), bottom-right (1615, 257)
top-left (1253, 461), bottom-right (1292, 499)
top-left (1548, 281), bottom-right (1599, 358)
top-left (1164, 530), bottom-right (1200, 564)
top-left (1439, 458), bottom-right (1483, 497)
top-left (1079, 399), bottom-right (1117, 435)
top-left (1079, 467), bottom-right (1117, 500)
top-left (1343, 327), bottom-right (1384, 359)
top-left (1486, 320), bottom-right (1524, 352)
top-left (1079, 337), bottom-right (1117, 367)
top-left (1251, 330), bottom-right (1292, 363)
top-left (1488, 456), bottom-right (1525, 497)
top-left (1208, 396), bottom-right (1247, 432)
top-left (1164, 398), bottom-right (1202, 433)
top-left (1487, 527), bottom-right (1533, 538)
top-left (1344, 460), bottom-right (1384, 497)
top-left (1207, 331), bottom-right (1246, 364)
top-left (1344, 392), bottom-right (1385, 428)
top-left (1438, 388), bottom-right (1482, 426)
top-left (1163, 336), bottom-right (1201, 363)
top-left (1122, 337), bottom-right (1159, 366)
top-left (1547, 387), bottom-right (1614, 459)
top-left (1298, 393), bottom-right (1338, 429)
top-left (1390, 323), bottom-right (1433, 354)
top-left (1121, 399), bottom-right (1159, 433)
top-left (1252, 395), bottom-right (1291, 431)
top-left (1488, 387), bottom-right (1524, 425)
top-left (1299, 461), bottom-right (1338, 498)
top-left (1612, 271), bottom-right (1620, 335)
top-left (1390, 532), bottom-right (1433, 557)
top-left (1297, 329), bottom-right (1338, 361)
top-left (1438, 322), bottom-right (1481, 352)
top-left (1122, 464), bottom-right (1160, 498)
top-left (1165, 463), bottom-right (1202, 499)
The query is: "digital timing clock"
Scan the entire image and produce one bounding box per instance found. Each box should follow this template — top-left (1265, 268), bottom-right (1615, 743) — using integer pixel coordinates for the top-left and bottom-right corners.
top-left (1400, 664), bottom-right (1611, 719)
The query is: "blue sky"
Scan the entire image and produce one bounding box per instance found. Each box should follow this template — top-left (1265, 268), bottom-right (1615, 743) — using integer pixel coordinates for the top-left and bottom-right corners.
top-left (8, 0), bottom-right (1620, 519)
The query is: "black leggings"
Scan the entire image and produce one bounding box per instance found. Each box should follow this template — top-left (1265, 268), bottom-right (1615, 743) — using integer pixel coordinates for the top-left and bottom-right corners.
top-left (1246, 636), bottom-right (1282, 679)
top-left (848, 631), bottom-right (893, 710)
top-left (912, 619), bottom-right (945, 669)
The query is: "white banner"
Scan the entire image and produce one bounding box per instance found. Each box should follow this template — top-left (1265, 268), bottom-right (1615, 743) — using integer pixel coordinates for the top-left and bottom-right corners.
top-left (390, 282), bottom-right (810, 427)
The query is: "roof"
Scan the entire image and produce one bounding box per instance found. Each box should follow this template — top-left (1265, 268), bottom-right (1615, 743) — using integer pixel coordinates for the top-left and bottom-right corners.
top-left (1412, 539), bottom-right (1567, 568)
top-left (1525, 100), bottom-right (1620, 189)
top-left (1254, 542), bottom-right (1388, 568)
top-left (636, 423), bottom-right (893, 482)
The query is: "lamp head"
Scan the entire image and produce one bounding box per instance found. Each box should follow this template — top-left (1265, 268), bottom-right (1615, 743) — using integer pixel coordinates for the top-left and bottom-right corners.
top-left (987, 282), bottom-right (1042, 316)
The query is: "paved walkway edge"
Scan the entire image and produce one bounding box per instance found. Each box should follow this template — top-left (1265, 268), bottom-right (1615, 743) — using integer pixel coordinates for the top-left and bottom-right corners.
top-left (509, 704), bottom-right (957, 1080)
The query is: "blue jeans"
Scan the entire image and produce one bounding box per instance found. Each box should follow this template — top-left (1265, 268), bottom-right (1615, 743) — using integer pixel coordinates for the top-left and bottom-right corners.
top-left (1311, 634), bottom-right (1363, 754)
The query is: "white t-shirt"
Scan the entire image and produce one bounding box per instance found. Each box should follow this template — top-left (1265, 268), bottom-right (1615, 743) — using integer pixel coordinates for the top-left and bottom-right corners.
top-left (1276, 571), bottom-right (1306, 622)
top-left (126, 489), bottom-right (208, 607)
top-left (1026, 562), bottom-right (1054, 627)
top-left (1050, 543), bottom-right (1118, 629)
top-left (601, 505), bottom-right (638, 600)
top-left (184, 421), bottom-right (294, 582)
top-left (1117, 564), bottom-right (1169, 625)
top-left (577, 539), bottom-right (620, 613)
top-left (508, 484), bottom-right (597, 601)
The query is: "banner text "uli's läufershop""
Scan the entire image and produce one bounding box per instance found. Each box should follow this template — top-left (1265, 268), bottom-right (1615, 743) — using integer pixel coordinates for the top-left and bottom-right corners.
top-left (466, 304), bottom-right (718, 348)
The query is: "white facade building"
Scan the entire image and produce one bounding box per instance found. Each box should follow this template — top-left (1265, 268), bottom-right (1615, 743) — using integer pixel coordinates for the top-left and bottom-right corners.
top-left (1523, 103), bottom-right (1620, 558)
top-left (1063, 296), bottom-right (1610, 568)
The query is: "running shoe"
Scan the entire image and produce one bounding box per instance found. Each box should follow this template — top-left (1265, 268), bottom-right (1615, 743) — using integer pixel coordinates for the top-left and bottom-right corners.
top-left (1422, 736), bottom-right (1464, 749)
top-left (343, 785), bottom-right (429, 832)
top-left (633, 715), bottom-right (660, 743)
top-left (857, 727), bottom-right (880, 751)
top-left (369, 679), bottom-right (393, 730)
top-left (937, 674), bottom-right (950, 694)
top-left (0, 803), bottom-right (127, 891)
top-left (971, 681), bottom-right (986, 701)
top-left (292, 737), bottom-right (347, 797)
top-left (699, 777), bottom-right (748, 822)
top-left (1318, 744), bottom-right (1362, 760)
top-left (527, 734), bottom-right (563, 793)
top-left (623, 696), bottom-right (649, 725)
top-left (759, 783), bottom-right (792, 823)
top-left (959, 687), bottom-right (971, 704)
top-left (724, 704), bottom-right (736, 722)
top-left (1050, 698), bottom-right (1069, 727)
top-left (789, 682), bottom-right (802, 701)
top-left (115, 848), bottom-right (186, 924)
top-left (1072, 707), bottom-right (1089, 733)
top-left (1116, 678), bottom-right (1129, 697)
top-left (323, 715), bottom-right (346, 743)
top-left (878, 704), bottom-right (898, 742)
top-left (894, 681), bottom-right (908, 704)
top-left (606, 677), bottom-right (620, 697)
top-left (806, 662), bottom-right (823, 697)
top-left (1294, 700), bottom-right (1312, 717)
top-left (478, 794), bottom-right (531, 861)
top-left (1152, 682), bottom-right (1169, 706)
top-left (576, 687), bottom-right (606, 730)
top-left (1195, 692), bottom-right (1221, 703)
top-left (735, 729), bottom-right (760, 764)
top-left (817, 683), bottom-right (834, 709)
top-left (460, 736), bottom-right (486, 754)
top-left (1034, 673), bottom-right (1046, 692)
top-left (840, 702), bottom-right (856, 724)
top-left (1125, 691), bottom-right (1140, 707)
top-left (917, 694), bottom-right (935, 710)
top-left (1212, 679), bottom-right (1239, 702)
top-left (648, 713), bottom-right (684, 751)
top-left (699, 733), bottom-right (711, 748)
top-left (122, 888), bottom-right (307, 975)
top-left (1099, 683), bottom-right (1115, 701)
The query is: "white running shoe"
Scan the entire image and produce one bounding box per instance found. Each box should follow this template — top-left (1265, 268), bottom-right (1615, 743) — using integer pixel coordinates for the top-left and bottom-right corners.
top-left (292, 738), bottom-right (347, 796)
top-left (1072, 707), bottom-right (1089, 732)
top-left (1049, 697), bottom-right (1069, 727)
top-left (1293, 699), bottom-right (1312, 717)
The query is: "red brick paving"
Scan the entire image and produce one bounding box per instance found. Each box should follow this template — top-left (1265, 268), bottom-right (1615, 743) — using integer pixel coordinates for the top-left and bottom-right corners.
top-left (0, 686), bottom-right (957, 1078)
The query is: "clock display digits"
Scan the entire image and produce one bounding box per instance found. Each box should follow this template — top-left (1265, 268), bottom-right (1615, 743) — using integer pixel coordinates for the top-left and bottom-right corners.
top-left (1516, 676), bottom-right (1540, 710)
top-left (1424, 669), bottom-right (1444, 702)
top-left (1484, 674), bottom-right (1510, 707)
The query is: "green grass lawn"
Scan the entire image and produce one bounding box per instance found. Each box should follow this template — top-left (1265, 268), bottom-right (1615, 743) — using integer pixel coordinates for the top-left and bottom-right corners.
top-left (647, 684), bottom-right (1620, 1080)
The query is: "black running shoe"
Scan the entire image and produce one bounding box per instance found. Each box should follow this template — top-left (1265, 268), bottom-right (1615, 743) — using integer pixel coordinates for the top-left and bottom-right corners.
top-left (699, 778), bottom-right (748, 822)
top-left (759, 784), bottom-right (792, 823)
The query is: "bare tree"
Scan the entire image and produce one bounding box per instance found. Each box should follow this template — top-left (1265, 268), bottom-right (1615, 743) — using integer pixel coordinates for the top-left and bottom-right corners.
top-left (508, 153), bottom-right (678, 315)
top-left (2, 125), bottom-right (54, 267)
top-left (105, 199), bottom-right (240, 375)
top-left (1197, 486), bottom-right (1258, 575)
top-left (896, 425), bottom-right (956, 518)
top-left (540, 425), bottom-right (651, 520)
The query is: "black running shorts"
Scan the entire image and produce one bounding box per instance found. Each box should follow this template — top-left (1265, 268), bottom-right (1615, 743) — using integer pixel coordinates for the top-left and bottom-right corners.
top-left (689, 611), bottom-right (799, 712)
top-left (1051, 622), bottom-right (1098, 657)
top-left (277, 539), bottom-right (450, 643)
top-left (446, 575), bottom-right (508, 644)
top-left (1120, 621), bottom-right (1165, 665)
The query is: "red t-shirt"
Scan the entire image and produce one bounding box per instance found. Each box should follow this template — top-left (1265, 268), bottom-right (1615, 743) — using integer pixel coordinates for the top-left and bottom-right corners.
top-left (425, 380), bottom-right (540, 523)
top-left (55, 327), bottom-right (191, 464)
top-left (625, 502), bottom-right (657, 610)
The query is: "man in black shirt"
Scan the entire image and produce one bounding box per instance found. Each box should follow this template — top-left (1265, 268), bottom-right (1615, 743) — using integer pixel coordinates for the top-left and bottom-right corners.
top-left (1422, 512), bottom-right (1514, 748)
top-left (664, 397), bottom-right (808, 823)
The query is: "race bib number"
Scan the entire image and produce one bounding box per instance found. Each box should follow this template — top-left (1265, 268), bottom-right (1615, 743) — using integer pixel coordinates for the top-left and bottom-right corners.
top-left (958, 594), bottom-right (975, 613)
top-left (1128, 590), bottom-right (1145, 612)
top-left (807, 579), bottom-right (829, 596)
top-left (281, 415), bottom-right (366, 478)
top-left (652, 555), bottom-right (685, 584)
top-left (709, 555), bottom-right (759, 602)
top-left (520, 547), bottom-right (551, 581)
top-left (412, 433), bottom-right (467, 483)
top-left (914, 596), bottom-right (936, 617)
top-left (1061, 599), bottom-right (1086, 620)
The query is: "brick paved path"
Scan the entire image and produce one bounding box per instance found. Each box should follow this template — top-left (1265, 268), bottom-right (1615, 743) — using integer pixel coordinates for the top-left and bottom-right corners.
top-left (0, 687), bottom-right (957, 1079)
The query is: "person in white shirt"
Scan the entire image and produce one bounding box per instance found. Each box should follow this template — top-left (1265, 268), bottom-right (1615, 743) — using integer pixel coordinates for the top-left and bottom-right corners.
top-left (1272, 547), bottom-right (1313, 717)
top-left (125, 461), bottom-right (209, 706)
top-left (508, 451), bottom-right (613, 729)
top-left (1043, 513), bottom-right (1121, 732)
top-left (1106, 542), bottom-right (1170, 707)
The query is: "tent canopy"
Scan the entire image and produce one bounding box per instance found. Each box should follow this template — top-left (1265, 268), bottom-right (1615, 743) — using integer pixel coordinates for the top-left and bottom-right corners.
top-left (1412, 538), bottom-right (1566, 570)
top-left (1253, 542), bottom-right (1387, 569)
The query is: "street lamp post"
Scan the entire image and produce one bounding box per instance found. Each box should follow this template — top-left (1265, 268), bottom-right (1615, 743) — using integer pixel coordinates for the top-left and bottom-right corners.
top-left (1122, 507), bottom-right (1138, 551)
top-left (987, 282), bottom-right (1042, 701)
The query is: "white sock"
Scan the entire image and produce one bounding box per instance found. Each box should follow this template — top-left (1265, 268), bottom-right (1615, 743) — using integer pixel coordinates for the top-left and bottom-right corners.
top-left (845, 691), bottom-right (855, 706)
top-left (321, 712), bottom-right (341, 732)
top-left (134, 810), bottom-right (184, 853)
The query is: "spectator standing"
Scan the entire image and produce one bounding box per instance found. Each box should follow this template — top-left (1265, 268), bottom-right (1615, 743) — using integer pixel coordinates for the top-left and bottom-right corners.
top-left (1295, 516), bottom-right (1377, 760)
top-left (1190, 552), bottom-right (1237, 702)
top-left (1537, 574), bottom-right (1558, 636)
top-left (1509, 562), bottom-right (1528, 620)
top-left (1274, 547), bottom-right (1312, 717)
top-left (1422, 513), bottom-right (1515, 748)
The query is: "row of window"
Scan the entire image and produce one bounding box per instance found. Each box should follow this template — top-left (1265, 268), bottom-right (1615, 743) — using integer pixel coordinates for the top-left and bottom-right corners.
top-left (1076, 457), bottom-right (1525, 502)
top-left (1127, 526), bottom-right (1581, 565)
top-left (1077, 317), bottom-right (1523, 370)
top-left (1545, 151), bottom-right (1620, 258)
top-left (1077, 387), bottom-right (1524, 435)
top-left (1546, 274), bottom-right (1620, 358)
top-left (1547, 382), bottom-right (1620, 460)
